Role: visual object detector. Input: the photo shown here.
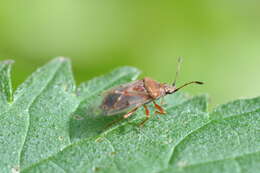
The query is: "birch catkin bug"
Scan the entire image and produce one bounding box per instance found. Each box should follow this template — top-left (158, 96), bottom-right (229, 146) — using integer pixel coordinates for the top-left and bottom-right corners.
top-left (100, 58), bottom-right (203, 126)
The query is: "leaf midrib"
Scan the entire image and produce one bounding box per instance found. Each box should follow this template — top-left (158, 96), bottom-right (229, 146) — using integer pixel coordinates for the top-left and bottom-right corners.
top-left (21, 97), bottom-right (260, 172)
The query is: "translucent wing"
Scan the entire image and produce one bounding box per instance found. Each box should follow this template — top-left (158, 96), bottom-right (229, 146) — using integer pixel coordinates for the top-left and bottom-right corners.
top-left (100, 80), bottom-right (151, 115)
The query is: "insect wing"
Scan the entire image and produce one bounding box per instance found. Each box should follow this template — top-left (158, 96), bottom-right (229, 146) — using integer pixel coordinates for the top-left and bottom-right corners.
top-left (101, 80), bottom-right (150, 115)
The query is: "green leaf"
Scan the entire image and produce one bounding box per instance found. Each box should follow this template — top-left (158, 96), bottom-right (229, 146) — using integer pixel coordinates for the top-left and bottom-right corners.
top-left (160, 97), bottom-right (260, 173)
top-left (0, 58), bottom-right (259, 173)
top-left (0, 58), bottom-right (79, 172)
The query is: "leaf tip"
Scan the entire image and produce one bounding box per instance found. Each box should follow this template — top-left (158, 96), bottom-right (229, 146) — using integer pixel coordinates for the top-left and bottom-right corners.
top-left (115, 66), bottom-right (142, 79)
top-left (55, 56), bottom-right (70, 63)
top-left (1, 59), bottom-right (15, 65)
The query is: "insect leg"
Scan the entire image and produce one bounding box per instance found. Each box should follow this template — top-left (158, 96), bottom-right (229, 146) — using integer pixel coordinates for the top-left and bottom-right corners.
top-left (104, 116), bottom-right (124, 129)
top-left (104, 107), bottom-right (139, 129)
top-left (139, 105), bottom-right (150, 126)
top-left (123, 107), bottom-right (139, 118)
top-left (153, 101), bottom-right (166, 114)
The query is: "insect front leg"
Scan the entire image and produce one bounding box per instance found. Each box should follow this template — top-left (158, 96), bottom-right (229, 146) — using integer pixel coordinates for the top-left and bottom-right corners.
top-left (153, 101), bottom-right (166, 114)
top-left (139, 105), bottom-right (150, 126)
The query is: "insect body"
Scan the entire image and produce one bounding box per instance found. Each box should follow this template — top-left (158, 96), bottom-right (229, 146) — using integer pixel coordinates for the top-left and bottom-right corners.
top-left (100, 58), bottom-right (203, 126)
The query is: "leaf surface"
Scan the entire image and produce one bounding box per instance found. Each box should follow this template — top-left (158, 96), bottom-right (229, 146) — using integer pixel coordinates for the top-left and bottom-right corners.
top-left (0, 59), bottom-right (259, 173)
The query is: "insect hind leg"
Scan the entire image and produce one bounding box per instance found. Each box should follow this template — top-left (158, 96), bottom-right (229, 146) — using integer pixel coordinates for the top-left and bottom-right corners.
top-left (104, 107), bottom-right (139, 129)
top-left (123, 107), bottom-right (139, 118)
top-left (139, 105), bottom-right (150, 126)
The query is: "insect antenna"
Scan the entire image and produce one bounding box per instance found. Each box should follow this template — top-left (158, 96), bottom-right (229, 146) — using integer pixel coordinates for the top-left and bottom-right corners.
top-left (171, 57), bottom-right (203, 93)
top-left (174, 81), bottom-right (204, 92)
top-left (172, 57), bottom-right (183, 87)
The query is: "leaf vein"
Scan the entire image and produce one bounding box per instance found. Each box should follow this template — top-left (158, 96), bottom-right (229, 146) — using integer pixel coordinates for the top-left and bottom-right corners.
top-left (157, 151), bottom-right (260, 173)
top-left (168, 107), bottom-right (260, 166)
top-left (19, 62), bottom-right (63, 168)
top-left (49, 160), bottom-right (67, 173)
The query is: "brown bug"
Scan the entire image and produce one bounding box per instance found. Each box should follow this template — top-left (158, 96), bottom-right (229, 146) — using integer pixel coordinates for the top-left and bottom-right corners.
top-left (100, 58), bottom-right (203, 126)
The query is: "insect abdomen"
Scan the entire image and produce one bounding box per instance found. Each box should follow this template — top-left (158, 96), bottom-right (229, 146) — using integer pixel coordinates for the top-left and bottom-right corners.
top-left (103, 93), bottom-right (121, 108)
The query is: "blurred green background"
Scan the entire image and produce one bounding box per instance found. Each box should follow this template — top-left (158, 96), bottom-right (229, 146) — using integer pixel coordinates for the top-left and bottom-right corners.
top-left (0, 0), bottom-right (259, 107)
